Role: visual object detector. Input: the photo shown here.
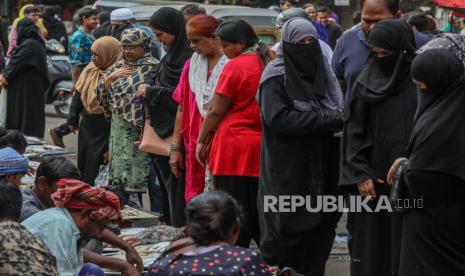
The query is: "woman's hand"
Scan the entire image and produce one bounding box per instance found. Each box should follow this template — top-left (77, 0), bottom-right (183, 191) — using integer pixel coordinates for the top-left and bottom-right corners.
top-left (357, 179), bottom-right (384, 199)
top-left (0, 75), bottom-right (8, 87)
top-left (387, 157), bottom-right (408, 185)
top-left (103, 151), bottom-right (110, 161)
top-left (195, 143), bottom-right (206, 168)
top-left (135, 84), bottom-right (147, 98)
top-left (108, 68), bottom-right (133, 81)
top-left (169, 150), bottom-right (185, 178)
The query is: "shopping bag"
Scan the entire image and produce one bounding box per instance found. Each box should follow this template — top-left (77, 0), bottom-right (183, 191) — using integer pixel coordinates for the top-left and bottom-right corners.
top-left (139, 118), bottom-right (173, 156)
top-left (0, 88), bottom-right (7, 127)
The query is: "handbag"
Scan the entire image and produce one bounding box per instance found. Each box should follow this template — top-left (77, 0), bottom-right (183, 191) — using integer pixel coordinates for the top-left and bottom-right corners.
top-left (139, 118), bottom-right (173, 156)
top-left (389, 160), bottom-right (410, 213)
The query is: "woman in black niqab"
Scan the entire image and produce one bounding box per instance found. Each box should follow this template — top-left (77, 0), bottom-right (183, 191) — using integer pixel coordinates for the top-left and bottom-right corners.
top-left (258, 18), bottom-right (342, 276)
top-left (4, 18), bottom-right (49, 138)
top-left (339, 19), bottom-right (418, 276)
top-left (391, 49), bottom-right (465, 276)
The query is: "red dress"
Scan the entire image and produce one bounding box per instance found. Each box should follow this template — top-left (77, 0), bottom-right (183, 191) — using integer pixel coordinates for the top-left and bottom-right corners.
top-left (172, 60), bottom-right (205, 203)
top-left (208, 54), bottom-right (263, 177)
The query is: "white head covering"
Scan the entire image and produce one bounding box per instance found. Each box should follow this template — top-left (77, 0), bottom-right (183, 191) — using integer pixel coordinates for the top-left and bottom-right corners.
top-left (111, 8), bottom-right (135, 21)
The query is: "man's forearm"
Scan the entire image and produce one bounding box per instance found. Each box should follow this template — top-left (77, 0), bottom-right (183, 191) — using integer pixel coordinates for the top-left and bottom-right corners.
top-left (101, 229), bottom-right (131, 252)
top-left (83, 249), bottom-right (129, 271)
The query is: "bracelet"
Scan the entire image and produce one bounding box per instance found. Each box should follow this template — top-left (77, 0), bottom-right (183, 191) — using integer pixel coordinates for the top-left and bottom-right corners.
top-left (170, 143), bottom-right (183, 151)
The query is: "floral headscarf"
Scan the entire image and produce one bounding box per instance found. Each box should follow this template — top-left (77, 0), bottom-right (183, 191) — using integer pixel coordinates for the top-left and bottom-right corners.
top-left (120, 28), bottom-right (151, 50)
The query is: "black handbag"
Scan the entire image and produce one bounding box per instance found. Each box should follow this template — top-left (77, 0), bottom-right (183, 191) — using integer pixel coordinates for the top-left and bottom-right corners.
top-left (389, 160), bottom-right (410, 213)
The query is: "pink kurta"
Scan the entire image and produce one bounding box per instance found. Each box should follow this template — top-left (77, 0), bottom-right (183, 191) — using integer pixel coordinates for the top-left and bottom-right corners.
top-left (172, 59), bottom-right (205, 203)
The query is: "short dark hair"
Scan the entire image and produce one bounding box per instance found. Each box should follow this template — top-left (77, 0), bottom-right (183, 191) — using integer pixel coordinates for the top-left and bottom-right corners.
top-left (0, 127), bottom-right (27, 153)
top-left (0, 181), bottom-right (23, 221)
top-left (78, 7), bottom-right (97, 25)
top-left (185, 191), bottom-right (243, 246)
top-left (180, 4), bottom-right (206, 17)
top-left (24, 6), bottom-right (41, 15)
top-left (316, 7), bottom-right (330, 14)
top-left (35, 157), bottom-right (80, 186)
top-left (408, 13), bottom-right (429, 32)
top-left (279, 0), bottom-right (298, 5)
top-left (362, 0), bottom-right (399, 15)
top-left (302, 3), bottom-right (314, 9)
top-left (98, 11), bottom-right (111, 24)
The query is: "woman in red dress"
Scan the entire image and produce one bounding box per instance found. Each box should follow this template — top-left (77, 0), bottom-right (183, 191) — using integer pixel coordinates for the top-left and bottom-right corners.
top-left (196, 19), bottom-right (272, 247)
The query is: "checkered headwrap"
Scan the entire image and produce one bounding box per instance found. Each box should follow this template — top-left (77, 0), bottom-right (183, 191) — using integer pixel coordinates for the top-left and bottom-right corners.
top-left (0, 147), bottom-right (28, 176)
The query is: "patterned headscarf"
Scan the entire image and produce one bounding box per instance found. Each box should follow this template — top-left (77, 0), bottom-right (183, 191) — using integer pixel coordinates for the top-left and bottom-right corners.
top-left (120, 28), bottom-right (151, 50)
top-left (417, 33), bottom-right (465, 68)
top-left (52, 179), bottom-right (122, 222)
top-left (0, 147), bottom-right (28, 176)
top-left (96, 28), bottom-right (159, 129)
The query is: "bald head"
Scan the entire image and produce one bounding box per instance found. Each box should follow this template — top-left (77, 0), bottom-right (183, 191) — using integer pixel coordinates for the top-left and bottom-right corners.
top-left (361, 0), bottom-right (398, 34)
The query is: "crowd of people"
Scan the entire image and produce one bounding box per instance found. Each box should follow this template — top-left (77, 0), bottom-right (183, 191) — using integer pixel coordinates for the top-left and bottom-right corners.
top-left (0, 0), bottom-right (465, 275)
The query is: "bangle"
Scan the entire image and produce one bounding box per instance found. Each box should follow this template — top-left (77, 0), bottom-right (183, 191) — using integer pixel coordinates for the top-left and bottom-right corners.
top-left (170, 143), bottom-right (183, 151)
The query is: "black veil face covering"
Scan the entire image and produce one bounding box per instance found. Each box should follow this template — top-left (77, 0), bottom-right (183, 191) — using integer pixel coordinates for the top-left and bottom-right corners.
top-left (282, 40), bottom-right (326, 101)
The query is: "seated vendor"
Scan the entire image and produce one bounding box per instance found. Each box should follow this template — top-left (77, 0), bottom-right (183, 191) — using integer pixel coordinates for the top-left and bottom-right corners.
top-left (20, 157), bottom-right (80, 221)
top-left (0, 127), bottom-right (28, 154)
top-left (20, 158), bottom-right (143, 273)
top-left (0, 147), bottom-right (28, 188)
top-left (22, 179), bottom-right (141, 276)
top-left (0, 183), bottom-right (59, 275)
top-left (148, 191), bottom-right (272, 275)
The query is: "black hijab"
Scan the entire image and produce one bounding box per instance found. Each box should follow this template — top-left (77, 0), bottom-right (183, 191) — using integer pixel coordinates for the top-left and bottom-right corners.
top-left (355, 19), bottom-right (416, 103)
top-left (5, 18), bottom-right (48, 82)
top-left (16, 18), bottom-right (44, 46)
top-left (408, 49), bottom-right (465, 181)
top-left (149, 7), bottom-right (193, 89)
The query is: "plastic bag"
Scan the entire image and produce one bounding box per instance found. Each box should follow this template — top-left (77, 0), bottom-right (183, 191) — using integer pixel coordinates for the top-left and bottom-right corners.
top-left (94, 163), bottom-right (109, 188)
top-left (0, 88), bottom-right (7, 127)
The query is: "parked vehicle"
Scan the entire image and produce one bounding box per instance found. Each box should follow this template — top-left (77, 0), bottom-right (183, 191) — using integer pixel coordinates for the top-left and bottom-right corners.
top-left (45, 39), bottom-right (73, 117)
top-left (129, 4), bottom-right (280, 46)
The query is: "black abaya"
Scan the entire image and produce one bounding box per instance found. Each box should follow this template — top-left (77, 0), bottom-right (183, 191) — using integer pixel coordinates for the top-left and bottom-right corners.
top-left (258, 76), bottom-right (341, 276)
top-left (400, 171), bottom-right (465, 276)
top-left (145, 8), bottom-right (192, 226)
top-left (4, 20), bottom-right (48, 138)
top-left (397, 49), bottom-right (465, 276)
top-left (339, 19), bottom-right (418, 276)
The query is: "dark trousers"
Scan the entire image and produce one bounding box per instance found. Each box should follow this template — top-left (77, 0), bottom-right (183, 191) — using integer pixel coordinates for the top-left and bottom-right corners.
top-left (148, 162), bottom-right (162, 213)
top-left (152, 155), bottom-right (186, 227)
top-left (214, 175), bottom-right (260, 248)
top-left (54, 122), bottom-right (72, 136)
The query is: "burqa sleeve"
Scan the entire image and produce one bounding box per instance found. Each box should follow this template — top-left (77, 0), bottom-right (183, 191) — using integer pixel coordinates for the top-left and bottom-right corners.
top-left (259, 76), bottom-right (324, 135)
top-left (339, 97), bottom-right (379, 186)
top-left (67, 91), bottom-right (84, 126)
top-left (145, 78), bottom-right (178, 139)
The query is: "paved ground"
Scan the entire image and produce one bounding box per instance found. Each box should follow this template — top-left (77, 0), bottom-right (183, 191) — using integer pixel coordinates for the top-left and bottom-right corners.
top-left (44, 107), bottom-right (350, 276)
